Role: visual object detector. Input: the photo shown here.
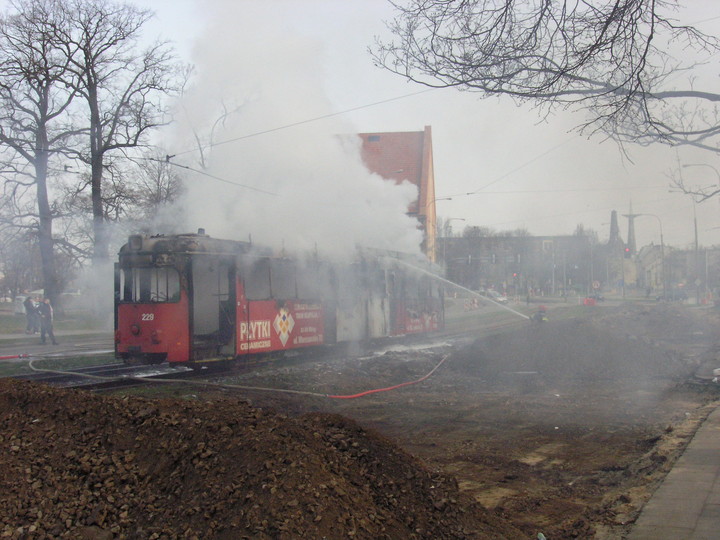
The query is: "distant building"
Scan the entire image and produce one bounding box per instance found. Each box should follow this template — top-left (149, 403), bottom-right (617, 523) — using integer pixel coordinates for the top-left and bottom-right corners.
top-left (442, 234), bottom-right (594, 296)
top-left (636, 244), bottom-right (720, 303)
top-left (636, 243), bottom-right (664, 294)
top-left (358, 126), bottom-right (437, 261)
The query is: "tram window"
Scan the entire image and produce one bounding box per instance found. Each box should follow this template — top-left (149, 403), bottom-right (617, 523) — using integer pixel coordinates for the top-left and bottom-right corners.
top-left (296, 264), bottom-right (320, 298)
top-left (405, 276), bottom-right (420, 299)
top-left (121, 267), bottom-right (180, 302)
top-left (337, 265), bottom-right (357, 300)
top-left (120, 268), bottom-right (131, 302)
top-left (391, 273), bottom-right (405, 299)
top-left (245, 258), bottom-right (271, 300)
top-left (418, 277), bottom-right (430, 298)
top-left (387, 272), bottom-right (396, 296)
top-left (318, 265), bottom-right (338, 300)
top-left (372, 269), bottom-right (387, 295)
top-left (271, 259), bottom-right (297, 298)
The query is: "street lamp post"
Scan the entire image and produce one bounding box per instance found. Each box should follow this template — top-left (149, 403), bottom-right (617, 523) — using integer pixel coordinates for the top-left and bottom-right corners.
top-left (682, 163), bottom-right (720, 200)
top-left (638, 213), bottom-right (665, 298)
top-left (682, 163), bottom-right (720, 182)
top-left (681, 164), bottom-right (715, 302)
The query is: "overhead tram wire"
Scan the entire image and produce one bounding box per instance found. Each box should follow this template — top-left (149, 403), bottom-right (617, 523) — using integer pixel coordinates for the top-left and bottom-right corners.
top-left (169, 89), bottom-right (435, 159)
top-left (155, 157), bottom-right (279, 196)
top-left (458, 185), bottom-right (668, 195)
top-left (437, 135), bottom-right (580, 202)
top-left (467, 136), bottom-right (579, 195)
top-left (481, 195), bottom-right (681, 230)
top-left (155, 13), bottom-right (716, 197)
top-left (154, 84), bottom-right (659, 197)
top-left (154, 89), bottom-right (435, 193)
top-left (167, 10), bottom-right (718, 163)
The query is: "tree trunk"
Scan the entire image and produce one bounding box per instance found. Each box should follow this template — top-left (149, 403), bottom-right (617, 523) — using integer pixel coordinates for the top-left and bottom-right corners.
top-left (35, 128), bottom-right (58, 304)
top-left (88, 83), bottom-right (109, 265)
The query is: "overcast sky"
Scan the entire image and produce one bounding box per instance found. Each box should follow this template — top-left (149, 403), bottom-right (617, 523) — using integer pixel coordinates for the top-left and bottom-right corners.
top-left (145, 0), bottom-right (720, 251)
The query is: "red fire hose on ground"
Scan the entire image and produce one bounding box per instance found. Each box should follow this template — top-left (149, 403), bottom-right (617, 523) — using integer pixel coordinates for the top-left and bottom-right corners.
top-left (6, 352), bottom-right (451, 402)
top-left (326, 353), bottom-right (451, 400)
top-left (111, 352), bottom-right (455, 400)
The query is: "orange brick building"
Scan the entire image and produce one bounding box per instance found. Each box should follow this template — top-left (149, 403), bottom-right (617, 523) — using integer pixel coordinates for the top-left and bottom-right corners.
top-left (358, 126), bottom-right (437, 261)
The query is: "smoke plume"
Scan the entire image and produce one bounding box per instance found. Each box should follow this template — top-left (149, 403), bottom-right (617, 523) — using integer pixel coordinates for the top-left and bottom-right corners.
top-left (164, 1), bottom-right (423, 259)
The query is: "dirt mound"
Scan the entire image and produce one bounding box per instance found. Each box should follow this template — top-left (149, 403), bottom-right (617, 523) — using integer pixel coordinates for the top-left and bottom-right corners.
top-left (0, 378), bottom-right (523, 539)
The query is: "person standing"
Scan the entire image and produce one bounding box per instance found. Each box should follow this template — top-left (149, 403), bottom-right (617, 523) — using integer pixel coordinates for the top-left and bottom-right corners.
top-left (38, 297), bottom-right (58, 345)
top-left (23, 295), bottom-right (39, 334)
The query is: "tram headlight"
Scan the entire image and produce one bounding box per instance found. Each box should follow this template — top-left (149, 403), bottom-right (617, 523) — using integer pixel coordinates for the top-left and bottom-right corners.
top-left (130, 324), bottom-right (141, 336)
top-left (151, 330), bottom-right (161, 344)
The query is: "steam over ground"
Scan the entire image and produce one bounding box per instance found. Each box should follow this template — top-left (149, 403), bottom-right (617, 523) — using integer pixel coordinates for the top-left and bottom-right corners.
top-left (162, 2), bottom-right (423, 259)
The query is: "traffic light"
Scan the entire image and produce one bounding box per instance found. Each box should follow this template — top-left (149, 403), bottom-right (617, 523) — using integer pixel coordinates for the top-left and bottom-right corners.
top-left (624, 247), bottom-right (631, 258)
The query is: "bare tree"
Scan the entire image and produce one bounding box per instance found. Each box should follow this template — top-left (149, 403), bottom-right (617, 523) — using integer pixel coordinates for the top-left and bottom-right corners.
top-left (132, 153), bottom-right (184, 216)
top-left (373, 1), bottom-right (720, 151)
top-left (175, 68), bottom-right (247, 172)
top-left (56, 0), bottom-right (181, 264)
top-left (58, 151), bottom-right (183, 263)
top-left (0, 227), bottom-right (41, 296)
top-left (60, 165), bottom-right (135, 257)
top-left (463, 225), bottom-right (497, 237)
top-left (0, 0), bottom-right (79, 303)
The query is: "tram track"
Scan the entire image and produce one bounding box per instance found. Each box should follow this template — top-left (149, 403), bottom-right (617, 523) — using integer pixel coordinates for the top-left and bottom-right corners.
top-left (8, 304), bottom-right (540, 394)
top-left (15, 359), bottom-right (197, 391)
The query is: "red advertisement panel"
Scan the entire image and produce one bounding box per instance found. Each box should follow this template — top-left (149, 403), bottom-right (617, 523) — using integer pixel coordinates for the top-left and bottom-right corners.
top-left (236, 300), bottom-right (324, 355)
top-left (393, 300), bottom-right (442, 336)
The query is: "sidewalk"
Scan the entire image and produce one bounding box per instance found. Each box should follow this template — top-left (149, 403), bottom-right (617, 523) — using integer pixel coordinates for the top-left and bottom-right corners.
top-left (0, 329), bottom-right (111, 343)
top-left (627, 406), bottom-right (720, 539)
top-left (0, 329), bottom-right (113, 360)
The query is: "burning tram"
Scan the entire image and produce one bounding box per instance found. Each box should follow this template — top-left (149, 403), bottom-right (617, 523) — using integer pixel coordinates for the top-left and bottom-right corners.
top-left (114, 230), bottom-right (444, 365)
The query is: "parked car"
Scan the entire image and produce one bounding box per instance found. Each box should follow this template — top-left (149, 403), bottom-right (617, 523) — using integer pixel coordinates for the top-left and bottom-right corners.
top-left (485, 290), bottom-right (508, 304)
top-left (656, 289), bottom-right (688, 302)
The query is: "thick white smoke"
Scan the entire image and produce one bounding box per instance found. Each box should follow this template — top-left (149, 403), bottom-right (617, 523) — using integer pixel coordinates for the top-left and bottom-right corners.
top-left (165, 1), bottom-right (423, 259)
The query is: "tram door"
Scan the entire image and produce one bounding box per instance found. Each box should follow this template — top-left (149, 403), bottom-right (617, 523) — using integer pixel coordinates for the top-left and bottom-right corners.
top-left (191, 257), bottom-right (236, 358)
top-left (387, 271), bottom-right (400, 335)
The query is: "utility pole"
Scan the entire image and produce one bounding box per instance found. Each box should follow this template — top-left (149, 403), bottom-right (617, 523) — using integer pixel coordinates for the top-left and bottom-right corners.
top-left (621, 205), bottom-right (641, 298)
top-left (638, 214), bottom-right (666, 299)
top-left (694, 201), bottom-right (700, 304)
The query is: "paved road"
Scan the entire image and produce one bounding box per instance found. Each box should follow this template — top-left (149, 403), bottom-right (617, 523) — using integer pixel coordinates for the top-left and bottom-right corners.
top-left (0, 330), bottom-right (113, 360)
top-left (628, 405), bottom-right (720, 539)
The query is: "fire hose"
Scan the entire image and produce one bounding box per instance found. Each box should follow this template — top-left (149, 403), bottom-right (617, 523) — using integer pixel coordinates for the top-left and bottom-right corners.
top-left (0, 354), bottom-right (29, 360)
top-left (326, 353), bottom-right (450, 399)
top-left (21, 352), bottom-right (452, 401)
